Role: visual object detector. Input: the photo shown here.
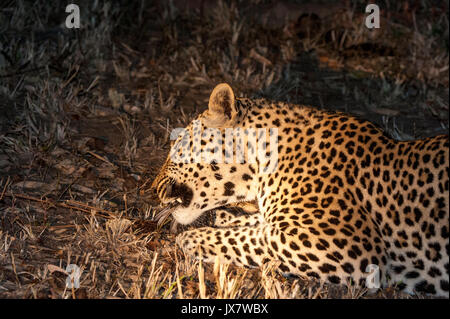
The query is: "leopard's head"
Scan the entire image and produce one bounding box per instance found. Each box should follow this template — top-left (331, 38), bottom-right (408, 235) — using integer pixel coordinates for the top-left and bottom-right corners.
top-left (151, 83), bottom-right (264, 225)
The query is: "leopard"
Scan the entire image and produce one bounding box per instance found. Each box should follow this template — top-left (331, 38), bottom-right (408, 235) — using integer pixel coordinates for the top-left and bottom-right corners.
top-left (151, 83), bottom-right (449, 297)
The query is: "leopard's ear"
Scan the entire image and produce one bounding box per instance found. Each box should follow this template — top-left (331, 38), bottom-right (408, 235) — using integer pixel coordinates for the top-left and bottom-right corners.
top-left (207, 83), bottom-right (237, 121)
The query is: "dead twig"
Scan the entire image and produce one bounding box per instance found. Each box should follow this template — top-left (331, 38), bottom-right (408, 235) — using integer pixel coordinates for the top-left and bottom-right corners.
top-left (2, 192), bottom-right (118, 220)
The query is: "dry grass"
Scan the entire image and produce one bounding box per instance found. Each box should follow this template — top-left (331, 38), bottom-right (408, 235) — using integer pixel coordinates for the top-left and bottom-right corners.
top-left (0, 0), bottom-right (448, 299)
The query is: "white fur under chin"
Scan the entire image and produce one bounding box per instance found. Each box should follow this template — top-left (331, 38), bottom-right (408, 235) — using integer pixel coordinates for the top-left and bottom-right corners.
top-left (172, 206), bottom-right (204, 225)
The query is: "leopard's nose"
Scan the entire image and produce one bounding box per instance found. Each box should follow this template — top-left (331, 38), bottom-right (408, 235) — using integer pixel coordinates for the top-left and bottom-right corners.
top-left (149, 176), bottom-right (164, 199)
top-left (150, 176), bottom-right (159, 191)
top-left (149, 180), bottom-right (158, 196)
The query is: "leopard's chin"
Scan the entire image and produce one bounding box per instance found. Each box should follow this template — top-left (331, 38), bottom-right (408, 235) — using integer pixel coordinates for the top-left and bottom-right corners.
top-left (172, 205), bottom-right (205, 225)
